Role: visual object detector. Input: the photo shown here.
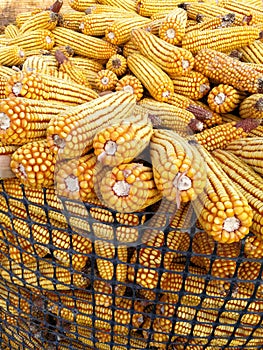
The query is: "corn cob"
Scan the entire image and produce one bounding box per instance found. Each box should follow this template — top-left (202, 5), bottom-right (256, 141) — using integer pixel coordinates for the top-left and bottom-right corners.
top-left (58, 9), bottom-right (86, 31)
top-left (19, 11), bottom-right (59, 34)
top-left (248, 124), bottom-right (263, 137)
top-left (80, 12), bottom-right (135, 36)
top-left (226, 137), bottom-right (263, 175)
top-left (115, 75), bottom-right (144, 101)
top-left (239, 93), bottom-right (263, 119)
top-left (127, 53), bottom-right (174, 102)
top-left (106, 54), bottom-right (127, 77)
top-left (105, 17), bottom-right (151, 46)
top-left (193, 119), bottom-right (259, 151)
top-left (0, 65), bottom-right (16, 79)
top-left (0, 45), bottom-right (26, 66)
top-left (0, 97), bottom-right (67, 145)
top-left (7, 29), bottom-right (55, 52)
top-left (212, 149), bottom-right (263, 241)
top-left (122, 39), bottom-right (140, 58)
top-left (244, 235), bottom-right (263, 259)
top-left (171, 70), bottom-right (210, 101)
top-left (85, 4), bottom-right (133, 15)
top-left (68, 0), bottom-right (98, 11)
top-left (52, 27), bottom-right (117, 59)
top-left (218, 0), bottom-right (263, 24)
top-left (95, 69), bottom-right (118, 92)
top-left (22, 55), bottom-right (57, 75)
top-left (136, 0), bottom-right (195, 17)
top-left (4, 24), bottom-right (19, 39)
top-left (131, 29), bottom-right (194, 76)
top-left (194, 49), bottom-right (263, 94)
top-left (185, 13), bottom-right (236, 34)
top-left (237, 40), bottom-right (263, 64)
top-left (158, 8), bottom-right (187, 45)
top-left (0, 76), bottom-right (6, 99)
top-left (207, 84), bottom-right (246, 113)
top-left (93, 109), bottom-right (153, 166)
top-left (150, 129), bottom-right (207, 206)
top-left (97, 0), bottom-right (137, 13)
top-left (15, 9), bottom-right (43, 28)
top-left (194, 100), bottom-right (223, 128)
top-left (182, 26), bottom-right (261, 55)
top-left (5, 70), bottom-right (98, 104)
top-left (46, 91), bottom-right (136, 158)
top-left (71, 56), bottom-right (104, 73)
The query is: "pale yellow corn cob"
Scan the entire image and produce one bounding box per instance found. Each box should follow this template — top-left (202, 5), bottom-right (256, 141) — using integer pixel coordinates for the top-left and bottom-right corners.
top-left (15, 9), bottom-right (43, 28)
top-left (239, 93), bottom-right (263, 119)
top-left (136, 0), bottom-right (196, 17)
top-left (4, 24), bottom-right (19, 39)
top-left (0, 45), bottom-right (26, 66)
top-left (85, 4), bottom-right (133, 15)
top-left (7, 29), bottom-right (55, 52)
top-left (22, 55), bottom-right (56, 75)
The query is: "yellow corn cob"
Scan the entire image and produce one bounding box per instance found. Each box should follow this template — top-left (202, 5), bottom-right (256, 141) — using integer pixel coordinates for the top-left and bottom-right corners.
top-left (10, 139), bottom-right (56, 188)
top-left (106, 54), bottom-right (127, 77)
top-left (4, 24), bottom-right (19, 39)
top-left (0, 45), bottom-right (26, 66)
top-left (127, 53), bottom-right (174, 102)
top-left (0, 76), bottom-right (6, 99)
top-left (93, 109), bottom-right (153, 166)
top-left (46, 91), bottom-right (137, 158)
top-left (53, 27), bottom-right (117, 59)
top-left (194, 119), bottom-right (259, 151)
top-left (248, 124), bottom-right (263, 137)
top-left (0, 65), bottom-right (16, 79)
top-left (221, 112), bottom-right (241, 124)
top-left (158, 8), bottom-right (187, 45)
top-left (150, 10), bottom-right (172, 21)
top-left (194, 49), bottom-right (263, 94)
top-left (15, 9), bottom-right (43, 28)
top-left (212, 149), bottom-right (263, 241)
top-left (182, 26), bottom-right (261, 55)
top-left (68, 0), bottom-right (98, 11)
top-left (185, 13), bottom-right (236, 34)
top-left (194, 100), bottom-right (223, 128)
top-left (239, 93), bottom-right (263, 119)
top-left (80, 12), bottom-right (135, 36)
top-left (19, 11), bottom-right (59, 34)
top-left (95, 69), bottom-right (118, 91)
top-left (115, 75), bottom-right (144, 101)
top-left (7, 29), bottom-right (55, 52)
top-left (58, 9), bottom-right (86, 31)
top-left (5, 70), bottom-right (98, 104)
top-left (0, 97), bottom-right (67, 145)
top-left (105, 17), bottom-right (151, 45)
top-left (226, 137), bottom-right (263, 175)
top-left (122, 39), bottom-right (140, 58)
top-left (136, 0), bottom-right (196, 17)
top-left (85, 4), bottom-right (133, 15)
top-left (207, 84), bottom-right (246, 113)
top-left (22, 54), bottom-right (57, 75)
top-left (97, 0), bottom-right (137, 13)
top-left (131, 29), bottom-right (194, 76)
top-left (71, 56), bottom-right (103, 73)
top-left (237, 40), bottom-right (263, 64)
top-left (219, 0), bottom-right (263, 24)
top-left (97, 162), bottom-right (162, 213)
top-left (171, 70), bottom-right (210, 100)
top-left (150, 129), bottom-right (207, 206)
top-left (244, 235), bottom-right (263, 259)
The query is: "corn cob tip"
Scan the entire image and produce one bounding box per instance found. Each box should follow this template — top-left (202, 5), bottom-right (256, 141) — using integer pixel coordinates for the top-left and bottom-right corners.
top-left (55, 49), bottom-right (68, 64)
top-left (235, 118), bottom-right (261, 132)
top-left (188, 118), bottom-right (204, 132)
top-left (221, 13), bottom-right (236, 26)
top-left (49, 0), bottom-right (63, 13)
top-left (186, 104), bottom-right (212, 121)
top-left (228, 50), bottom-right (243, 60)
top-left (178, 3), bottom-right (189, 10)
top-left (255, 97), bottom-right (263, 111)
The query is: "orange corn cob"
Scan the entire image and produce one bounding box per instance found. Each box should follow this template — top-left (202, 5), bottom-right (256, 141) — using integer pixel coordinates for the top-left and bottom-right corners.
top-left (46, 91), bottom-right (137, 158)
top-left (127, 53), bottom-right (174, 102)
top-left (5, 70), bottom-right (98, 104)
top-left (4, 24), bottom-right (19, 39)
top-left (58, 9), bottom-right (86, 31)
top-left (237, 40), bottom-right (263, 64)
top-left (170, 70), bottom-right (210, 101)
top-left (19, 11), bottom-right (58, 34)
top-left (131, 28), bottom-right (194, 76)
top-left (239, 93), bottom-right (263, 119)
top-left (0, 76), bottom-right (6, 99)
top-left (115, 75), bottom-right (144, 101)
top-left (212, 149), bottom-right (263, 241)
top-left (192, 145), bottom-right (253, 243)
top-left (7, 29), bottom-right (55, 52)
top-left (194, 49), bottom-right (263, 94)
top-left (106, 54), bottom-right (127, 77)
top-left (0, 45), bottom-right (26, 66)
top-left (52, 27), bottom-right (117, 59)
top-left (244, 235), bottom-right (263, 259)
top-left (68, 0), bottom-right (97, 11)
top-left (158, 8), bottom-right (187, 45)
top-left (207, 84), bottom-right (246, 113)
top-left (95, 69), bottom-right (118, 91)
top-left (150, 129), bottom-right (207, 206)
top-left (226, 137), bottom-right (263, 175)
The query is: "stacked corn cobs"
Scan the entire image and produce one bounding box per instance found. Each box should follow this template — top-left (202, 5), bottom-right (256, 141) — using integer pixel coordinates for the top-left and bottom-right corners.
top-left (0, 0), bottom-right (263, 348)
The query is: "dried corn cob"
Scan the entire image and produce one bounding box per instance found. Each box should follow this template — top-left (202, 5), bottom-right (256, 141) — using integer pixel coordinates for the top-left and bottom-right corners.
top-left (150, 129), bottom-right (207, 206)
top-left (97, 0), bottom-right (137, 13)
top-left (5, 70), bottom-right (98, 104)
top-left (46, 91), bottom-right (137, 158)
top-left (0, 76), bottom-right (6, 99)
top-left (58, 9), bottom-right (86, 31)
top-left (93, 109), bottom-right (153, 166)
top-left (182, 26), bottom-right (261, 55)
top-left (239, 93), bottom-right (263, 119)
top-left (0, 143), bottom-right (18, 179)
top-left (158, 8), bottom-right (187, 45)
top-left (85, 4), bottom-right (133, 15)
top-left (71, 56), bottom-right (104, 73)
top-left (237, 40), bottom-right (263, 64)
top-left (115, 75), bottom-right (144, 101)
top-left (194, 100), bottom-right (223, 128)
top-left (4, 24), bottom-right (19, 39)
top-left (106, 54), bottom-right (127, 77)
top-left (0, 97), bottom-right (67, 145)
top-left (19, 11), bottom-right (58, 34)
top-left (95, 69), bottom-right (118, 91)
top-left (193, 145), bottom-right (253, 243)
top-left (207, 84), bottom-right (246, 113)
top-left (212, 149), bottom-right (263, 241)
top-left (0, 45), bottom-right (26, 66)
top-left (194, 49), bottom-right (263, 94)
top-left (7, 29), bottom-right (55, 52)
top-left (244, 235), bottom-right (263, 259)
top-left (226, 137), bottom-right (263, 175)
top-left (15, 9), bottom-right (42, 28)
top-left (105, 17), bottom-right (151, 45)
top-left (0, 65), bottom-right (16, 79)
top-left (53, 27), bottom-right (117, 59)
top-left (193, 119), bottom-right (259, 151)
top-left (122, 39), bottom-right (140, 58)
top-left (68, 0), bottom-right (97, 11)
top-left (218, 0), bottom-right (263, 24)
top-left (131, 29), bottom-right (194, 76)
top-left (248, 124), bottom-right (263, 137)
top-left (171, 70), bottom-right (210, 101)
top-left (22, 55), bottom-right (56, 75)
top-left (136, 0), bottom-right (194, 17)
top-left (127, 53), bottom-right (174, 102)
top-left (185, 13), bottom-right (235, 34)
top-left (97, 162), bottom-right (162, 213)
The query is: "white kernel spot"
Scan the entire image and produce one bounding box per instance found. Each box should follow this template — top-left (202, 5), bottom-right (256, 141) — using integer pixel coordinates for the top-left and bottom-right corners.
top-left (18, 164), bottom-right (27, 178)
top-left (215, 92), bottom-right (226, 105)
top-left (182, 59), bottom-right (190, 69)
top-left (101, 77), bottom-right (109, 85)
top-left (46, 36), bottom-right (52, 44)
top-left (104, 140), bottom-right (117, 155)
top-left (113, 180), bottom-right (131, 197)
top-left (123, 85), bottom-right (134, 94)
top-left (162, 90), bottom-right (170, 98)
top-left (65, 175), bottom-right (80, 192)
top-left (0, 113), bottom-right (10, 130)
top-left (223, 217), bottom-right (241, 232)
top-left (166, 28), bottom-right (176, 39)
top-left (200, 84), bottom-right (209, 93)
top-left (107, 32), bottom-right (115, 40)
top-left (53, 135), bottom-right (66, 149)
top-left (173, 172), bottom-right (192, 191)
top-left (79, 22), bottom-right (85, 30)
top-left (19, 50), bottom-right (25, 58)
top-left (12, 82), bottom-right (22, 96)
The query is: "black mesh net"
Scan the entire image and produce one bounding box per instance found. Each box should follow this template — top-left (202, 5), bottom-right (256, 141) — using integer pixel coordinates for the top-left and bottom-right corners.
top-left (0, 179), bottom-right (263, 350)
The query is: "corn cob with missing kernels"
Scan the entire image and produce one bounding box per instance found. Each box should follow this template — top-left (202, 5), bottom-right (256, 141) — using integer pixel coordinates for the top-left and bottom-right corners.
top-left (0, 46), bottom-right (26, 66)
top-left (115, 75), bottom-right (144, 101)
top-left (158, 8), bottom-right (187, 45)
